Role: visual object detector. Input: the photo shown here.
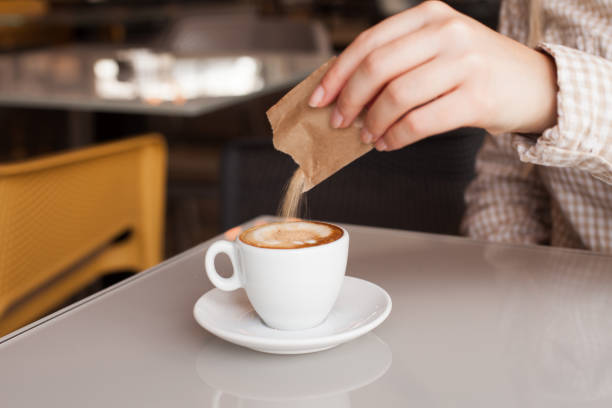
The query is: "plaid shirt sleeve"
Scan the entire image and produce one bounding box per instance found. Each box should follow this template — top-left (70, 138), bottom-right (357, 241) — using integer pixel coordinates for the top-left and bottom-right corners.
top-left (461, 134), bottom-right (552, 244)
top-left (514, 44), bottom-right (612, 185)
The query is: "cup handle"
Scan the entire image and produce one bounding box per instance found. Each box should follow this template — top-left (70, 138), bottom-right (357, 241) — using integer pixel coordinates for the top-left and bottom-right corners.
top-left (205, 240), bottom-right (242, 291)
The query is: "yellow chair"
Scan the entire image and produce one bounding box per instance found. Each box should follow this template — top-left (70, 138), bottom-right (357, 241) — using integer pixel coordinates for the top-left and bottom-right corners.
top-left (0, 134), bottom-right (167, 336)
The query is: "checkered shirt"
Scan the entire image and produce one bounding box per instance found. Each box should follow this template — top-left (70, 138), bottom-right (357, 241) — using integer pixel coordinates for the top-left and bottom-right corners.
top-left (461, 0), bottom-right (612, 253)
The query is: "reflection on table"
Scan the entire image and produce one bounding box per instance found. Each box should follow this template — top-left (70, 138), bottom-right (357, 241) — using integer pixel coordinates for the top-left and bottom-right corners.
top-left (484, 245), bottom-right (612, 403)
top-left (196, 333), bottom-right (391, 408)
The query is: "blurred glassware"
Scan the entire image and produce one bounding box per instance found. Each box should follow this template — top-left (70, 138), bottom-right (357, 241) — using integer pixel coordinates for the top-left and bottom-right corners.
top-left (94, 50), bottom-right (264, 103)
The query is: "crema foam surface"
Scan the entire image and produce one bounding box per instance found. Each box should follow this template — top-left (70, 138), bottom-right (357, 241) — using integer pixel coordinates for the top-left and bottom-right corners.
top-left (239, 221), bottom-right (343, 249)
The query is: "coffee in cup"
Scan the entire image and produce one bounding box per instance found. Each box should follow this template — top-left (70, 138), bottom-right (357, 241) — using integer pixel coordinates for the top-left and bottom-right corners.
top-left (239, 220), bottom-right (343, 249)
top-left (205, 220), bottom-right (349, 330)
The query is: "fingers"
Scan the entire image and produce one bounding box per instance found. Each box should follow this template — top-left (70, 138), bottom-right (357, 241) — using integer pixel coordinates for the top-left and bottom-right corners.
top-left (375, 88), bottom-right (476, 151)
top-left (362, 55), bottom-right (465, 142)
top-left (332, 23), bottom-right (444, 128)
top-left (308, 1), bottom-right (451, 109)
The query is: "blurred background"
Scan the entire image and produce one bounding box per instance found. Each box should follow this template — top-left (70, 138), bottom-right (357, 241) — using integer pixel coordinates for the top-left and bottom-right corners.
top-left (0, 0), bottom-right (500, 334)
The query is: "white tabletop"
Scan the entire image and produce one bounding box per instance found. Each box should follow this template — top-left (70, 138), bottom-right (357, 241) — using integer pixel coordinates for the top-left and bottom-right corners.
top-left (2, 216), bottom-right (612, 407)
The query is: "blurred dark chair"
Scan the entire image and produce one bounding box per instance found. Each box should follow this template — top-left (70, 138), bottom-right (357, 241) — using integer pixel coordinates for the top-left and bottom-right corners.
top-left (375, 0), bottom-right (501, 29)
top-left (221, 128), bottom-right (484, 234)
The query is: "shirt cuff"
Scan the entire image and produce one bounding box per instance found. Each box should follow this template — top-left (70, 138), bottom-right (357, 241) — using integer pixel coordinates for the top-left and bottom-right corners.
top-left (512, 43), bottom-right (612, 180)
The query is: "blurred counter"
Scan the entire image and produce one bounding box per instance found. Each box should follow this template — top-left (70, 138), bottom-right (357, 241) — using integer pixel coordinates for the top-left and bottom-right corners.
top-left (0, 15), bottom-right (331, 116)
top-left (0, 46), bottom-right (329, 116)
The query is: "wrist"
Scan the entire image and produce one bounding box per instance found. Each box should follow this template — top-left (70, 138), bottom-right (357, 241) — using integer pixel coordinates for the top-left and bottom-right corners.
top-left (515, 50), bottom-right (558, 134)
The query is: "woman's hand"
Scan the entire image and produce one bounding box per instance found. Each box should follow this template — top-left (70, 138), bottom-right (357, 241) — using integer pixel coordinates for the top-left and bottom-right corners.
top-left (308, 1), bottom-right (558, 151)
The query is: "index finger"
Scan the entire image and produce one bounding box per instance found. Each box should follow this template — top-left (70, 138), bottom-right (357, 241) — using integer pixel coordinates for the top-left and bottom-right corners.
top-left (308, 1), bottom-right (451, 108)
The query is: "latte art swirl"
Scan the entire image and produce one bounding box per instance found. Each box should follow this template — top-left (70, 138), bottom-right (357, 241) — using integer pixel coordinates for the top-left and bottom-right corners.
top-left (240, 221), bottom-right (343, 249)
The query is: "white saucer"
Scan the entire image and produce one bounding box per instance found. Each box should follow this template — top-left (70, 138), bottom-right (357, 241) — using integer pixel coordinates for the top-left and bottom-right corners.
top-left (193, 276), bottom-right (392, 354)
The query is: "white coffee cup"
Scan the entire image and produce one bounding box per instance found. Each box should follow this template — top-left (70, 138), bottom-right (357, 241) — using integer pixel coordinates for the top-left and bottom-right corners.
top-left (204, 223), bottom-right (349, 330)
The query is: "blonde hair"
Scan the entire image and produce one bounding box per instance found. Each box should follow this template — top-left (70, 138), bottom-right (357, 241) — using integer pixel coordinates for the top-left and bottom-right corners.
top-left (527, 0), bottom-right (543, 47)
top-left (520, 0), bottom-right (544, 177)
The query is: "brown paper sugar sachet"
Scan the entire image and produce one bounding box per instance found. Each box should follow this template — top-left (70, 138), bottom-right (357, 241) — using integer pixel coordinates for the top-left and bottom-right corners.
top-left (267, 58), bottom-right (373, 192)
